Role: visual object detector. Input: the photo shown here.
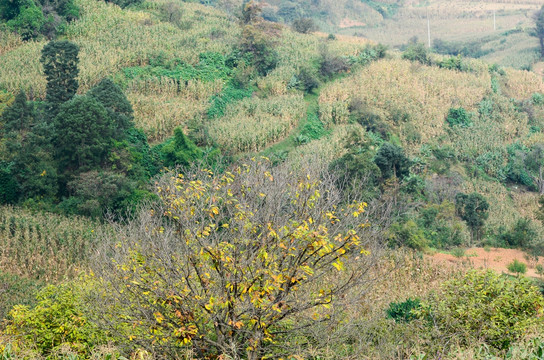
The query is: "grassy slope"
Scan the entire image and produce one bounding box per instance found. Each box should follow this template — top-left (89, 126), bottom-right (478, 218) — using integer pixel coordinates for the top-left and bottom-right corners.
top-left (2, 0), bottom-right (544, 241)
top-left (2, 2), bottom-right (544, 357)
top-left (315, 54), bottom-right (544, 231)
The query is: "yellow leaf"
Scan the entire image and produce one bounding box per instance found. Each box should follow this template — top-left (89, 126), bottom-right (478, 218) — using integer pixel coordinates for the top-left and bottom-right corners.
top-left (332, 260), bottom-right (344, 271)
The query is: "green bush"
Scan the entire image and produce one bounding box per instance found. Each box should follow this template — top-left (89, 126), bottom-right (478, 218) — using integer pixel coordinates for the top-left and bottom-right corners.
top-left (122, 52), bottom-right (232, 84)
top-left (6, 0), bottom-right (45, 41)
top-left (348, 44), bottom-right (387, 66)
top-left (497, 218), bottom-right (537, 249)
top-left (296, 66), bottom-right (320, 93)
top-left (0, 271), bottom-right (43, 321)
top-left (292, 17), bottom-right (317, 34)
top-left (5, 282), bottom-right (106, 356)
top-left (451, 247), bottom-right (465, 258)
top-left (319, 48), bottom-right (350, 79)
top-left (532, 93), bottom-right (544, 106)
top-left (446, 107), bottom-right (472, 128)
top-left (386, 298), bottom-right (421, 323)
top-left (388, 220), bottom-right (428, 250)
top-left (374, 142), bottom-right (411, 180)
top-left (437, 56), bottom-right (462, 71)
top-left (158, 127), bottom-right (208, 168)
top-left (299, 111), bottom-right (326, 141)
top-left (402, 42), bottom-right (430, 65)
top-left (507, 259), bottom-right (527, 276)
top-left (416, 270), bottom-right (544, 350)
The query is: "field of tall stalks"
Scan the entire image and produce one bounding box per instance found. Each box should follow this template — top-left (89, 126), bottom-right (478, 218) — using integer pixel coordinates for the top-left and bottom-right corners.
top-left (208, 94), bottom-right (305, 153)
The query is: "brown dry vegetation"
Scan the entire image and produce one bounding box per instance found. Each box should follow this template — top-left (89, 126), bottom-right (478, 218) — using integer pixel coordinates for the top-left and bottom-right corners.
top-left (319, 58), bottom-right (490, 149)
top-left (209, 94), bottom-right (305, 153)
top-left (0, 206), bottom-right (103, 282)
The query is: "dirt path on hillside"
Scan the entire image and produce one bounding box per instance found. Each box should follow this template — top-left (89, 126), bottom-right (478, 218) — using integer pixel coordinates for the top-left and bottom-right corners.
top-left (429, 247), bottom-right (544, 278)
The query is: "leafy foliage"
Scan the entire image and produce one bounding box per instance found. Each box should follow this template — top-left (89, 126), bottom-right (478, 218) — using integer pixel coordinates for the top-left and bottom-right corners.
top-left (374, 142), bottom-right (410, 180)
top-left (0, 0), bottom-right (78, 40)
top-left (54, 96), bottom-right (114, 172)
top-left (5, 283), bottom-right (106, 356)
top-left (455, 192), bottom-right (489, 244)
top-left (507, 259), bottom-right (527, 276)
top-left (95, 160), bottom-right (375, 359)
top-left (122, 52), bottom-right (232, 84)
top-left (416, 270), bottom-right (544, 350)
top-left (496, 218), bottom-right (537, 249)
top-left (292, 17), bottom-right (317, 34)
top-left (158, 127), bottom-right (204, 168)
top-left (386, 298), bottom-right (421, 323)
top-left (388, 220), bottom-right (428, 250)
top-left (207, 85), bottom-right (253, 119)
top-left (446, 107), bottom-right (472, 128)
top-left (87, 78), bottom-right (134, 138)
top-left (402, 42), bottom-right (430, 65)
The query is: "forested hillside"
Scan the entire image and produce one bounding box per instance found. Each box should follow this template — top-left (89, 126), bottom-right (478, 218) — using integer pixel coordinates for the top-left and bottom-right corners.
top-left (2, 0), bottom-right (544, 359)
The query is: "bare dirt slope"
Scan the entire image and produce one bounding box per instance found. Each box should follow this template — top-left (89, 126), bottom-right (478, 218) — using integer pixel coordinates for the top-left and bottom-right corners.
top-left (430, 247), bottom-right (544, 278)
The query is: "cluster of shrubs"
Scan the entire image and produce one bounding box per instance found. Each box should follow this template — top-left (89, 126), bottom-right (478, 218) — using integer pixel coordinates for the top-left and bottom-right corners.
top-left (0, 40), bottom-right (217, 217)
top-left (387, 270), bottom-right (544, 354)
top-left (291, 43), bottom-right (387, 95)
top-left (0, 0), bottom-right (79, 40)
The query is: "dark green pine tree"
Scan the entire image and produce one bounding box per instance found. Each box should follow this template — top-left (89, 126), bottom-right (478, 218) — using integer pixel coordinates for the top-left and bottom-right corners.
top-left (54, 95), bottom-right (114, 172)
top-left (40, 40), bottom-right (79, 117)
top-left (87, 78), bottom-right (134, 138)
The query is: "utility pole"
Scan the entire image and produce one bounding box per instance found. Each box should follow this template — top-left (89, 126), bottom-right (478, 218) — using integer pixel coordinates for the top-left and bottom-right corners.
top-left (494, 9), bottom-right (496, 31)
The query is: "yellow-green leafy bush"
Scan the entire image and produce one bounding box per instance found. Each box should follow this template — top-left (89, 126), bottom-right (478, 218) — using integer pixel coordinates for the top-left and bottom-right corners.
top-left (416, 270), bottom-right (544, 350)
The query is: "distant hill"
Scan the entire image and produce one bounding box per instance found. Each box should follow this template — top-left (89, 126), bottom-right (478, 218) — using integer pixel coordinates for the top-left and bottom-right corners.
top-left (236, 0), bottom-right (542, 69)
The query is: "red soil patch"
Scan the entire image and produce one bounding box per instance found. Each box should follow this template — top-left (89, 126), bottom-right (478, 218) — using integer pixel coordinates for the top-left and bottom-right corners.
top-left (429, 247), bottom-right (544, 278)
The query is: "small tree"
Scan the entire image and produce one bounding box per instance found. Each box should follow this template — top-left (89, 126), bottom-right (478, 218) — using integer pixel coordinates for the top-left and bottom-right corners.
top-left (319, 45), bottom-right (350, 79)
top-left (507, 259), bottom-right (527, 276)
top-left (535, 5), bottom-right (544, 58)
top-left (455, 192), bottom-right (489, 245)
top-left (40, 40), bottom-right (79, 117)
top-left (239, 24), bottom-right (278, 76)
top-left (524, 143), bottom-right (544, 194)
top-left (374, 142), bottom-right (411, 180)
top-left (296, 66), bottom-right (320, 93)
top-left (292, 17), bottom-right (317, 34)
top-left (536, 264), bottom-right (544, 278)
top-left (402, 42), bottom-right (430, 65)
top-left (5, 1), bottom-right (45, 40)
top-left (160, 127), bottom-right (203, 168)
top-left (94, 159), bottom-right (378, 359)
top-left (240, 0), bottom-right (262, 25)
top-left (238, 1), bottom-right (279, 76)
top-left (0, 90), bottom-right (34, 135)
